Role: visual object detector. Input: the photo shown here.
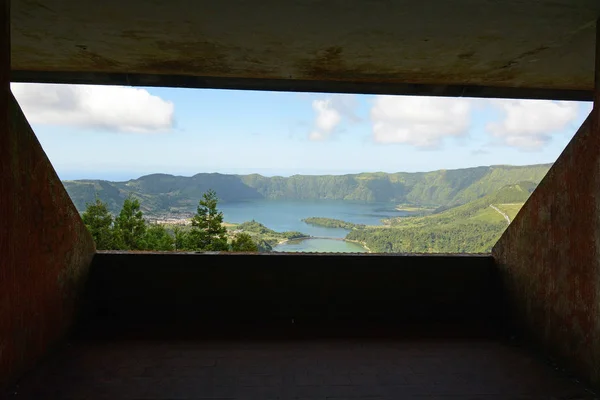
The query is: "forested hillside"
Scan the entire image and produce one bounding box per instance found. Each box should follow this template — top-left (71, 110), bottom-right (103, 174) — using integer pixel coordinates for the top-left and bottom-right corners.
top-left (346, 182), bottom-right (535, 253)
top-left (63, 164), bottom-right (550, 215)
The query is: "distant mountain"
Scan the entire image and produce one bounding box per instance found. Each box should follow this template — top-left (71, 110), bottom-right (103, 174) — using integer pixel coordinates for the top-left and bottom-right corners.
top-left (63, 164), bottom-right (551, 215)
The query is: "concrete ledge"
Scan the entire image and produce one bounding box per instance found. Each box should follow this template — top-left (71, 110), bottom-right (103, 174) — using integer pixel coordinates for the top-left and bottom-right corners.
top-left (11, 71), bottom-right (593, 101)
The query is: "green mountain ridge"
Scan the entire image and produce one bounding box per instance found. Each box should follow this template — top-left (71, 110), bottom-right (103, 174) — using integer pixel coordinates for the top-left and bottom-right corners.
top-left (63, 164), bottom-right (551, 215)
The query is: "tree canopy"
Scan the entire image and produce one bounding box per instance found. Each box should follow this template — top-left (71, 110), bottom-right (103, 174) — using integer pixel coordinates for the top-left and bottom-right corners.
top-left (81, 195), bottom-right (174, 252)
top-left (231, 232), bottom-right (259, 252)
top-left (81, 189), bottom-right (264, 253)
top-left (114, 196), bottom-right (147, 250)
top-left (81, 198), bottom-right (115, 250)
top-left (187, 189), bottom-right (229, 251)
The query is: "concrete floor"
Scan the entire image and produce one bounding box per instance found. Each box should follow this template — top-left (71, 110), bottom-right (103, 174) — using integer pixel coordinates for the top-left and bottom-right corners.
top-left (5, 338), bottom-right (596, 400)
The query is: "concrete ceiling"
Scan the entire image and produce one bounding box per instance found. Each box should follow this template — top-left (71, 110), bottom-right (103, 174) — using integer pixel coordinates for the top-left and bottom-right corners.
top-left (9, 0), bottom-right (600, 100)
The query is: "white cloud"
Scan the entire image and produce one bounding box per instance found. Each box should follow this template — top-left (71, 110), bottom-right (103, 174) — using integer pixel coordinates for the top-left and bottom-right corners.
top-left (309, 94), bottom-right (358, 140)
top-left (11, 83), bottom-right (175, 133)
top-left (370, 96), bottom-right (472, 148)
top-left (310, 99), bottom-right (341, 140)
top-left (486, 99), bottom-right (580, 149)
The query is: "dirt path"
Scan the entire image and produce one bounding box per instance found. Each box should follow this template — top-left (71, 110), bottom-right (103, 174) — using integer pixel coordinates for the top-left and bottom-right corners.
top-left (490, 204), bottom-right (510, 224)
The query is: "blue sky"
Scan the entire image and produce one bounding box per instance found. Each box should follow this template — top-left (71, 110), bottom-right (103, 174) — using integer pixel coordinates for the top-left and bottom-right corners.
top-left (10, 83), bottom-right (593, 181)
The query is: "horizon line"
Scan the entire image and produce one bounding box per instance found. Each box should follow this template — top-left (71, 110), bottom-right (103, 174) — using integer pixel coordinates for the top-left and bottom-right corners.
top-left (60, 162), bottom-right (554, 182)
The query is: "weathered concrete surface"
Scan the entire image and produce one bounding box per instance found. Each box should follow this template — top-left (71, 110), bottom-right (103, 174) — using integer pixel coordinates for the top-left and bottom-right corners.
top-left (596, 21), bottom-right (600, 129)
top-left (80, 252), bottom-right (504, 339)
top-left (1, 0), bottom-right (7, 139)
top-left (8, 339), bottom-right (596, 399)
top-left (492, 112), bottom-right (600, 386)
top-left (10, 0), bottom-right (600, 99)
top-left (0, 0), bottom-right (6, 97)
top-left (0, 92), bottom-right (96, 388)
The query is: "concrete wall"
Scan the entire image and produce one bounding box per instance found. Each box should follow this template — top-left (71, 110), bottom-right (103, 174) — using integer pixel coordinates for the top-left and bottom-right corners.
top-left (0, 89), bottom-right (96, 389)
top-left (81, 252), bottom-right (503, 339)
top-left (493, 112), bottom-right (600, 386)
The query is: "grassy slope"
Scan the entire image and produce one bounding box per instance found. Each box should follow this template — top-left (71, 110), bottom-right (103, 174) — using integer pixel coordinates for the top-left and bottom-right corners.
top-left (346, 182), bottom-right (535, 253)
top-left (494, 203), bottom-right (524, 221)
top-left (385, 181), bottom-right (534, 227)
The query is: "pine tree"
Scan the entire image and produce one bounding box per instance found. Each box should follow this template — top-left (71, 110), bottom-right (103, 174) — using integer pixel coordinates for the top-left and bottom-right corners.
top-left (81, 198), bottom-right (115, 250)
top-left (188, 189), bottom-right (228, 251)
top-left (231, 232), bottom-right (258, 252)
top-left (114, 195), bottom-right (147, 250)
top-left (172, 226), bottom-right (189, 251)
top-left (143, 223), bottom-right (175, 251)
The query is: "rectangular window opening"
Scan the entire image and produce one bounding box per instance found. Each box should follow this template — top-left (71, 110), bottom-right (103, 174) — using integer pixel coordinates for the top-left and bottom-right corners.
top-left (11, 83), bottom-right (592, 254)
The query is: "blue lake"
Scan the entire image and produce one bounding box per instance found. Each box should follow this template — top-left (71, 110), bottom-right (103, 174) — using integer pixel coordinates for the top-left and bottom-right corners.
top-left (218, 200), bottom-right (409, 252)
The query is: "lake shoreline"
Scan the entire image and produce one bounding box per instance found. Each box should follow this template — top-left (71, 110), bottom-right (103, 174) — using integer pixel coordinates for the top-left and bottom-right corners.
top-left (345, 239), bottom-right (372, 253)
top-left (274, 236), bottom-right (370, 253)
top-left (218, 199), bottom-right (403, 252)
